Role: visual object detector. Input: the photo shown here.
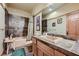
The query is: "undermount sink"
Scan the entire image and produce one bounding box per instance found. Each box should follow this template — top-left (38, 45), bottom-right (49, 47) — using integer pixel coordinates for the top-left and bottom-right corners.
top-left (40, 35), bottom-right (76, 50)
top-left (40, 35), bottom-right (47, 38)
top-left (40, 35), bottom-right (56, 42)
top-left (53, 39), bottom-right (76, 50)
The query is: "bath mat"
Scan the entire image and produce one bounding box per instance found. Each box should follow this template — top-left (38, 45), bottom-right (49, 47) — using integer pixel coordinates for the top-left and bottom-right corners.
top-left (11, 48), bottom-right (26, 56)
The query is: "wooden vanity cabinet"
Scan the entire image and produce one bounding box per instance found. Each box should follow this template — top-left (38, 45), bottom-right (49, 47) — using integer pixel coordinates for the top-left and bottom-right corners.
top-left (37, 40), bottom-right (54, 56)
top-left (32, 37), bottom-right (66, 56)
top-left (32, 38), bottom-right (37, 56)
top-left (37, 47), bottom-right (44, 56)
top-left (54, 50), bottom-right (65, 56)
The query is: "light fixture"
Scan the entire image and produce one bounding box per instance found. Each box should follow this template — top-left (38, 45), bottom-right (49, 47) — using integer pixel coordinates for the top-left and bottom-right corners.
top-left (48, 8), bottom-right (52, 11)
top-left (53, 11), bottom-right (57, 14)
top-left (48, 3), bottom-right (54, 6)
top-left (51, 11), bottom-right (57, 15)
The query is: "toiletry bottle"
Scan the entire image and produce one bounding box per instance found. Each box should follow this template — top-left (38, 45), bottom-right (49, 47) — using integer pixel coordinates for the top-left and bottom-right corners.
top-left (10, 34), bottom-right (13, 40)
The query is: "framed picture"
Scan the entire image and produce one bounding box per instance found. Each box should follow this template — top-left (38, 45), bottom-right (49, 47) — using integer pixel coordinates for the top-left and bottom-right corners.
top-left (52, 22), bottom-right (56, 27)
top-left (36, 16), bottom-right (40, 31)
top-left (57, 18), bottom-right (62, 24)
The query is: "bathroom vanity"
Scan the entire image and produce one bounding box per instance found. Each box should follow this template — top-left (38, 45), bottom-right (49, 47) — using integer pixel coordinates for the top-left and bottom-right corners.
top-left (32, 35), bottom-right (79, 56)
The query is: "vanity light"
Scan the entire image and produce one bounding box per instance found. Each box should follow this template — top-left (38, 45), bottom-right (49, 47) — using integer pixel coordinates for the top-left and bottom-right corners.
top-left (49, 8), bottom-right (52, 11)
top-left (53, 11), bottom-right (57, 14)
top-left (51, 11), bottom-right (57, 16)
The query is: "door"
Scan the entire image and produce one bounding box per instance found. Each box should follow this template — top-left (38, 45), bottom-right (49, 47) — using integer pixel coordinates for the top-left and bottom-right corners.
top-left (68, 14), bottom-right (76, 39)
top-left (76, 19), bottom-right (79, 39)
top-left (0, 5), bottom-right (5, 55)
top-left (67, 12), bottom-right (79, 40)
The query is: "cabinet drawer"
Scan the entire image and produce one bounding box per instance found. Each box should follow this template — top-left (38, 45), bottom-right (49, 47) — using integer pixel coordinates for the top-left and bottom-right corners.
top-left (37, 40), bottom-right (54, 55)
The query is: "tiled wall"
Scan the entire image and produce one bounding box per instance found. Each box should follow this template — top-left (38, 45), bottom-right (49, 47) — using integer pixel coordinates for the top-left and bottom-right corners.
top-left (8, 14), bottom-right (25, 37)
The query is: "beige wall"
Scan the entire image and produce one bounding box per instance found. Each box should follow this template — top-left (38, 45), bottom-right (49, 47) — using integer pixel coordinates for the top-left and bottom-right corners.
top-left (47, 16), bottom-right (66, 35)
top-left (7, 7), bottom-right (31, 18)
top-left (32, 4), bottom-right (48, 16)
top-left (45, 3), bottom-right (79, 19)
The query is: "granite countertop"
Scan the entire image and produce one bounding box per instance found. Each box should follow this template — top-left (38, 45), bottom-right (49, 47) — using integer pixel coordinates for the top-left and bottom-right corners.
top-left (33, 35), bottom-right (79, 56)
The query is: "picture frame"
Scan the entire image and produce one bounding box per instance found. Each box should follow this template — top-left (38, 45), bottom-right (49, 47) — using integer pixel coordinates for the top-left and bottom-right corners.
top-left (36, 16), bottom-right (40, 31)
top-left (52, 22), bottom-right (56, 27)
top-left (57, 18), bottom-right (62, 24)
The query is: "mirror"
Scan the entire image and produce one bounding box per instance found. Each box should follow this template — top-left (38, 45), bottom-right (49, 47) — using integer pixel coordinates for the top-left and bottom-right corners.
top-left (42, 3), bottom-right (64, 35)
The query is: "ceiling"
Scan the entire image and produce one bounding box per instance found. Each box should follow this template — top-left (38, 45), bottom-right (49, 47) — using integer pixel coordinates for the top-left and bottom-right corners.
top-left (42, 3), bottom-right (64, 17)
top-left (6, 3), bottom-right (64, 16)
top-left (6, 3), bottom-right (46, 14)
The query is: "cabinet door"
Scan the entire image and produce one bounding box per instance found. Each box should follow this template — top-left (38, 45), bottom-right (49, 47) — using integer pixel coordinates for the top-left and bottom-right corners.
top-left (43, 51), bottom-right (51, 56)
top-left (43, 53), bottom-right (50, 56)
top-left (32, 43), bottom-right (37, 56)
top-left (37, 45), bottom-right (50, 56)
top-left (55, 50), bottom-right (65, 56)
top-left (37, 40), bottom-right (54, 56)
top-left (37, 48), bottom-right (43, 56)
top-left (32, 38), bottom-right (37, 55)
top-left (32, 38), bottom-right (37, 44)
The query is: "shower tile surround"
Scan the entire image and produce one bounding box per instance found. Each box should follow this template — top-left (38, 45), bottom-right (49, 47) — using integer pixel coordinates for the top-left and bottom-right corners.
top-left (9, 14), bottom-right (25, 36)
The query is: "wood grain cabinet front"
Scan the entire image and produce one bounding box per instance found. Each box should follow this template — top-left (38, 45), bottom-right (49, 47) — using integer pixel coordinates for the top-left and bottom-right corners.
top-left (54, 50), bottom-right (65, 56)
top-left (37, 45), bottom-right (51, 56)
top-left (37, 40), bottom-right (54, 56)
top-left (32, 38), bottom-right (37, 44)
top-left (37, 48), bottom-right (43, 56)
top-left (32, 43), bottom-right (37, 56)
top-left (32, 38), bottom-right (37, 56)
top-left (32, 37), bottom-right (66, 56)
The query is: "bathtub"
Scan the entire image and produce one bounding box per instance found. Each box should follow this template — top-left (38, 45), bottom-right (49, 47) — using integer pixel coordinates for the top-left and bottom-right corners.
top-left (9, 37), bottom-right (32, 50)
